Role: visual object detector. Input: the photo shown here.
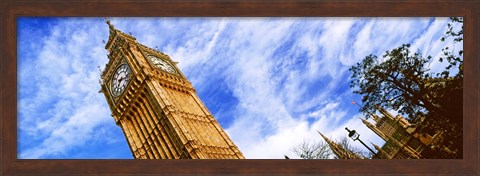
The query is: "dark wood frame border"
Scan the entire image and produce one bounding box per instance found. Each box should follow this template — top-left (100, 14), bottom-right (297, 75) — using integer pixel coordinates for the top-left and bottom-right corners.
top-left (1, 0), bottom-right (478, 175)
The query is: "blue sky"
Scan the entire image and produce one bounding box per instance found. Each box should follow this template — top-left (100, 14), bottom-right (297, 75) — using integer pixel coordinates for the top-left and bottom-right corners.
top-left (17, 17), bottom-right (462, 159)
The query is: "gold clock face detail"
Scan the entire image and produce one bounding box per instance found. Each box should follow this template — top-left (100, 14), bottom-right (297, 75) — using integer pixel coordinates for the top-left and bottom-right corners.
top-left (111, 64), bottom-right (131, 97)
top-left (147, 55), bottom-right (176, 74)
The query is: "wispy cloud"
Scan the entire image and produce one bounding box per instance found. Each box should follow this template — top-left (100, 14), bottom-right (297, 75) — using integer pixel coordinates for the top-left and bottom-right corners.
top-left (18, 18), bottom-right (130, 159)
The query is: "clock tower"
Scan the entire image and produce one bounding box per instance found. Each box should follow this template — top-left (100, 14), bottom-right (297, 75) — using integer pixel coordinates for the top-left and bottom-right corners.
top-left (99, 19), bottom-right (244, 159)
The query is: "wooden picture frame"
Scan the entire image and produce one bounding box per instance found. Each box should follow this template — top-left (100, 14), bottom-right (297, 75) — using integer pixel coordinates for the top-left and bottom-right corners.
top-left (1, 0), bottom-right (478, 175)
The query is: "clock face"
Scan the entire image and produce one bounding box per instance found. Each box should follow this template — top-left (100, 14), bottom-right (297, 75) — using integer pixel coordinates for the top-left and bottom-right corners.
top-left (111, 64), bottom-right (131, 97)
top-left (147, 55), bottom-right (176, 74)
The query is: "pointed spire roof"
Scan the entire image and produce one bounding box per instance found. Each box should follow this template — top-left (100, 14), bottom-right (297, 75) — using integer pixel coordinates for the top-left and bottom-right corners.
top-left (104, 18), bottom-right (137, 52)
top-left (317, 131), bottom-right (362, 159)
top-left (104, 17), bottom-right (119, 39)
top-left (370, 142), bottom-right (389, 159)
top-left (104, 17), bottom-right (114, 29)
top-left (359, 117), bottom-right (389, 141)
top-left (359, 117), bottom-right (369, 124)
top-left (370, 113), bottom-right (381, 123)
top-left (375, 105), bottom-right (394, 119)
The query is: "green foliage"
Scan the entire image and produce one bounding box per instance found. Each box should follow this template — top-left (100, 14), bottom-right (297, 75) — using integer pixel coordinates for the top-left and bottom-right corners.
top-left (439, 17), bottom-right (464, 79)
top-left (349, 17), bottom-right (463, 158)
top-left (441, 17), bottom-right (463, 43)
top-left (349, 44), bottom-right (438, 121)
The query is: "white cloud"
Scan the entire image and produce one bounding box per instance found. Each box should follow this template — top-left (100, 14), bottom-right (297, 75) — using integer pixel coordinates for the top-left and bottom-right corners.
top-left (20, 104), bottom-right (111, 158)
top-left (317, 18), bottom-right (355, 78)
top-left (18, 18), bottom-right (125, 159)
top-left (351, 20), bottom-right (375, 65)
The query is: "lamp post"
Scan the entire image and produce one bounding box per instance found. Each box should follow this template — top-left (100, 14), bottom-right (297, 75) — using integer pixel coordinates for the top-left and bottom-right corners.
top-left (345, 127), bottom-right (381, 159)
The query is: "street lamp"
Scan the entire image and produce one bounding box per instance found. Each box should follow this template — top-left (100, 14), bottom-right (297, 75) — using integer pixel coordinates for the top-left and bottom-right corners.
top-left (345, 127), bottom-right (381, 159)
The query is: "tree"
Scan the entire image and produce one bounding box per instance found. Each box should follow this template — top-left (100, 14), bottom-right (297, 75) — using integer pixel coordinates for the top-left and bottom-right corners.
top-left (349, 18), bottom-right (463, 158)
top-left (291, 139), bottom-right (332, 159)
top-left (291, 137), bottom-right (368, 159)
top-left (439, 17), bottom-right (463, 79)
top-left (333, 137), bottom-right (369, 159)
top-left (350, 44), bottom-right (440, 121)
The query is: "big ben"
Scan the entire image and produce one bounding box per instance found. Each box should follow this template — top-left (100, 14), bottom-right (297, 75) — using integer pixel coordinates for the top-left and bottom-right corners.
top-left (99, 19), bottom-right (244, 159)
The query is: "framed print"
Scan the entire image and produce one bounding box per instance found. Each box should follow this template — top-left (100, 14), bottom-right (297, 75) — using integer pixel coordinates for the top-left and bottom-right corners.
top-left (2, 0), bottom-right (479, 175)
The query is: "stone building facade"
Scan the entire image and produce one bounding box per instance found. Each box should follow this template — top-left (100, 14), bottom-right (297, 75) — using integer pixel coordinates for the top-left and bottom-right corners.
top-left (360, 105), bottom-right (444, 159)
top-left (99, 20), bottom-right (244, 159)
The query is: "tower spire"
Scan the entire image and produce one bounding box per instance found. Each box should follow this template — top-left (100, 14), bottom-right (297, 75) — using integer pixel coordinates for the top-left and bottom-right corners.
top-left (375, 104), bottom-right (395, 119)
top-left (359, 117), bottom-right (389, 141)
top-left (351, 100), bottom-right (379, 121)
top-left (104, 17), bottom-right (114, 29)
top-left (370, 142), bottom-right (390, 159)
top-left (317, 131), bottom-right (362, 159)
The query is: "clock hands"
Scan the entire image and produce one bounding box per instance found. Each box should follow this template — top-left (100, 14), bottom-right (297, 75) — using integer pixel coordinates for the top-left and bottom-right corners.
top-left (149, 55), bottom-right (176, 74)
top-left (111, 64), bottom-right (131, 97)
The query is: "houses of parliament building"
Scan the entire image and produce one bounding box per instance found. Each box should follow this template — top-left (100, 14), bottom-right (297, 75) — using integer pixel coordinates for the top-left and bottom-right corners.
top-left (320, 105), bottom-right (457, 159)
